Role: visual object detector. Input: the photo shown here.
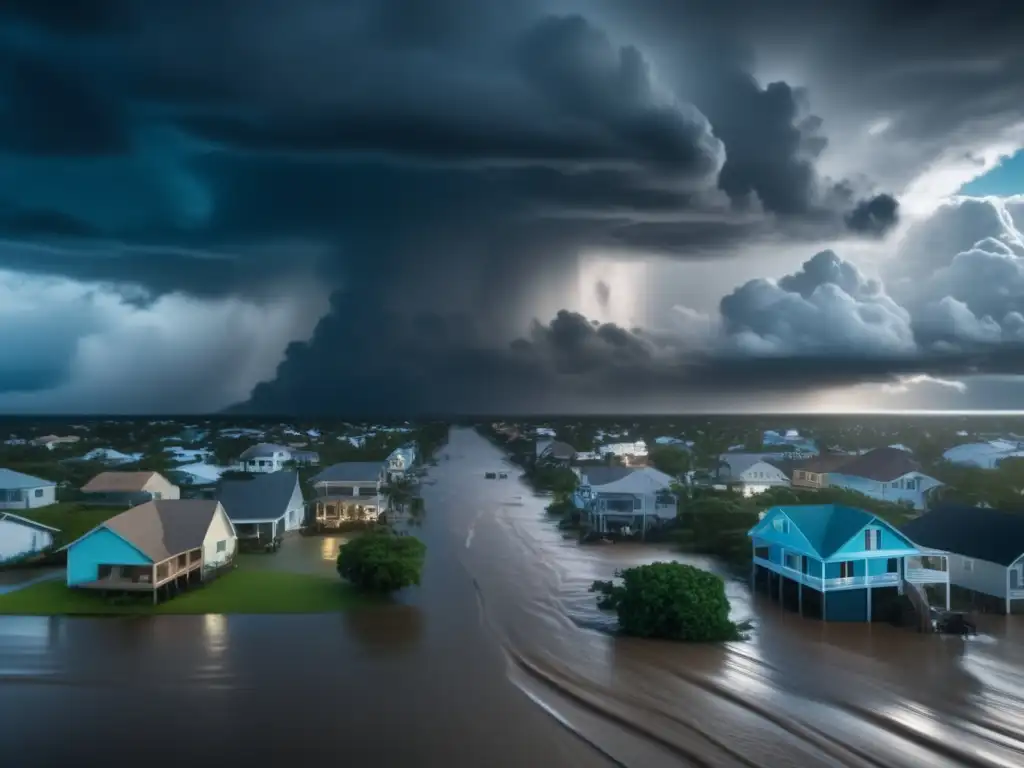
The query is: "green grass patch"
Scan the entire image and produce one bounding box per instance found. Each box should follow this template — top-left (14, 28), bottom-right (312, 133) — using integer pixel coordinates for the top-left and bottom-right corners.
top-left (0, 569), bottom-right (369, 616)
top-left (15, 503), bottom-right (125, 546)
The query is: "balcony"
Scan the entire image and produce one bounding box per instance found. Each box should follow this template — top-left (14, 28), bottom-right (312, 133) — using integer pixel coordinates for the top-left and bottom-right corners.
top-left (752, 557), bottom-right (922, 592)
top-left (905, 567), bottom-right (949, 584)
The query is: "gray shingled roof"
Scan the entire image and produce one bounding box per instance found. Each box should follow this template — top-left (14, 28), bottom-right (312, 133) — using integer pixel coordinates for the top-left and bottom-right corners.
top-left (217, 470), bottom-right (300, 522)
top-left (100, 500), bottom-right (223, 561)
top-left (239, 442), bottom-right (291, 460)
top-left (901, 506), bottom-right (1024, 566)
top-left (311, 462), bottom-right (383, 483)
top-left (580, 466), bottom-right (636, 486)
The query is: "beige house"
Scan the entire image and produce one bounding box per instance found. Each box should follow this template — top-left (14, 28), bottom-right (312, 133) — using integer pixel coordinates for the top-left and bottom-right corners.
top-left (81, 471), bottom-right (181, 507)
top-left (790, 454), bottom-right (856, 490)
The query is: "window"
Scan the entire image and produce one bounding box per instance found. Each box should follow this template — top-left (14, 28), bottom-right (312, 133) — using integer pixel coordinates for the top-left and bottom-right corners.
top-left (839, 561), bottom-right (855, 578)
top-left (795, 471), bottom-right (805, 480)
top-left (772, 517), bottom-right (789, 533)
top-left (34, 488), bottom-right (43, 498)
top-left (216, 540), bottom-right (227, 553)
top-left (784, 553), bottom-right (800, 571)
top-left (962, 557), bottom-right (975, 572)
top-left (864, 529), bottom-right (881, 550)
top-left (152, 491), bottom-right (162, 500)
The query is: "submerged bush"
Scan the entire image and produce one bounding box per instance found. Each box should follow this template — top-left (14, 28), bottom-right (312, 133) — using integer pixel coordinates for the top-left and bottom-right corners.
top-left (591, 561), bottom-right (740, 642)
top-left (337, 531), bottom-right (426, 594)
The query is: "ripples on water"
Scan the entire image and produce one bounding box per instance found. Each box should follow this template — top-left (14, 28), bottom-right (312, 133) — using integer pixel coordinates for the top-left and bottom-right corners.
top-left (440, 429), bottom-right (1024, 767)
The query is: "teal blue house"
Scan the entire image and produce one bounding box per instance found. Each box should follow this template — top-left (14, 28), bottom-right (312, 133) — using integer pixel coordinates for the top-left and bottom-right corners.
top-left (747, 504), bottom-right (944, 621)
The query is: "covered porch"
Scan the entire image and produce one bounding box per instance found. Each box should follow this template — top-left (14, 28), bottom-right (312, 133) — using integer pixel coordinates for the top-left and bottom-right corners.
top-left (233, 519), bottom-right (284, 552)
top-left (75, 547), bottom-right (205, 604)
top-left (751, 539), bottom-right (951, 621)
top-left (311, 496), bottom-right (383, 529)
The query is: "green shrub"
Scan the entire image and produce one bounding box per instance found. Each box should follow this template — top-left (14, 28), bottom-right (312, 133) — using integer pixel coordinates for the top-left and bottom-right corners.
top-left (337, 531), bottom-right (427, 594)
top-left (591, 561), bottom-right (740, 642)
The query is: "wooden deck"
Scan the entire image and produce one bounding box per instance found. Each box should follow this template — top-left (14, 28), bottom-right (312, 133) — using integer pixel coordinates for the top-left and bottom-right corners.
top-left (77, 549), bottom-right (204, 592)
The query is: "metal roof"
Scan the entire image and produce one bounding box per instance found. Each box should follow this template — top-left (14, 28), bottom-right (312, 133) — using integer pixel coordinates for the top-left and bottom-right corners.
top-left (0, 468), bottom-right (56, 489)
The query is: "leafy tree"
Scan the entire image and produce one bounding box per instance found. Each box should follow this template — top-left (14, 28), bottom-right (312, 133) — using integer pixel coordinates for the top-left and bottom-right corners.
top-left (337, 531), bottom-right (427, 594)
top-left (384, 477), bottom-right (415, 507)
top-left (590, 562), bottom-right (740, 642)
top-left (649, 446), bottom-right (691, 478)
top-left (528, 464), bottom-right (578, 494)
top-left (692, 427), bottom-right (730, 474)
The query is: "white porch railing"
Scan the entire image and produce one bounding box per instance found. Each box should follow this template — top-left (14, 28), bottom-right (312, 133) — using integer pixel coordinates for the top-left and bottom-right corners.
top-left (1010, 589), bottom-right (1024, 600)
top-left (753, 557), bottom-right (912, 591)
top-left (905, 568), bottom-right (948, 584)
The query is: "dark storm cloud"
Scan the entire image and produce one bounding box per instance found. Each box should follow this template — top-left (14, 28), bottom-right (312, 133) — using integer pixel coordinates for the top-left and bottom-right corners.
top-left (4, 0), bottom-right (1022, 414)
top-left (845, 194), bottom-right (900, 236)
top-left (238, 301), bottom-right (1024, 416)
top-left (0, 1), bottom-right (897, 280)
top-left (0, 54), bottom-right (129, 156)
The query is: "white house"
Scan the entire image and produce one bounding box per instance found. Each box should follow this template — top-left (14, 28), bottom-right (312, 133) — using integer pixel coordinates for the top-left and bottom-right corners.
top-left (217, 470), bottom-right (305, 550)
top-left (171, 462), bottom-right (226, 487)
top-left (77, 447), bottom-right (143, 465)
top-left (942, 439), bottom-right (1024, 469)
top-left (826, 447), bottom-right (942, 510)
top-left (0, 468), bottom-right (58, 510)
top-left (30, 434), bottom-right (81, 450)
top-left (719, 456), bottom-right (791, 496)
top-left (0, 513), bottom-right (59, 563)
top-left (597, 440), bottom-right (648, 458)
top-left (386, 444), bottom-right (418, 482)
top-left (901, 506), bottom-right (1024, 614)
top-left (236, 443), bottom-right (320, 474)
top-left (582, 467), bottom-right (677, 533)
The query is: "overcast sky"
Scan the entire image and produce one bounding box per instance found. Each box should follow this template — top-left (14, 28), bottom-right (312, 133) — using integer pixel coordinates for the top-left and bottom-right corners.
top-left (1, 1), bottom-right (1024, 415)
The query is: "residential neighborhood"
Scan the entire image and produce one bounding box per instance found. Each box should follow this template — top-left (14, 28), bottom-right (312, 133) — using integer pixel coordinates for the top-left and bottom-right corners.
top-left (1, 415), bottom-right (1024, 632)
top-left (0, 420), bottom-right (442, 596)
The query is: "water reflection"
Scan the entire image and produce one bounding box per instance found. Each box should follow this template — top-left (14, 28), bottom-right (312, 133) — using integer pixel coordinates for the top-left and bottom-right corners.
top-left (202, 614), bottom-right (228, 657)
top-left (321, 535), bottom-right (339, 562)
top-left (343, 604), bottom-right (425, 657)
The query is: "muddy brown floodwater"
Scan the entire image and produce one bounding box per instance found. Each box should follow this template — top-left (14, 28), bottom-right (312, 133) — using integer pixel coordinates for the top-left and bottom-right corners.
top-left (2, 428), bottom-right (1024, 767)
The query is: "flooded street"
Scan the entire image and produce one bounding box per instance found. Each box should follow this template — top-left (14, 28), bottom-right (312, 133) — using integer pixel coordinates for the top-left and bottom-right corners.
top-left (1, 428), bottom-right (1023, 766)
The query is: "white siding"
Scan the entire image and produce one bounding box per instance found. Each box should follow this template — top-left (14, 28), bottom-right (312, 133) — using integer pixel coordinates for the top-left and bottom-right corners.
top-left (738, 462), bottom-right (790, 496)
top-left (0, 518), bottom-right (55, 561)
top-left (202, 504), bottom-right (238, 568)
top-left (142, 474), bottom-right (181, 501)
top-left (0, 485), bottom-right (57, 510)
top-left (946, 553), bottom-right (1008, 599)
top-left (283, 481), bottom-right (305, 532)
top-left (239, 452), bottom-right (291, 473)
top-left (827, 471), bottom-right (940, 510)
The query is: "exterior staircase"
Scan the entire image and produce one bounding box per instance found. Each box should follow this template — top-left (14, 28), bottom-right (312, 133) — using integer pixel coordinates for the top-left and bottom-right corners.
top-left (901, 578), bottom-right (935, 633)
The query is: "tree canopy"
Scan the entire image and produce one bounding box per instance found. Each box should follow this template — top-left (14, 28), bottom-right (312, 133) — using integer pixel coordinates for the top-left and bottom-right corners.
top-left (591, 562), bottom-right (740, 642)
top-left (337, 531), bottom-right (427, 594)
top-left (648, 445), bottom-right (691, 477)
